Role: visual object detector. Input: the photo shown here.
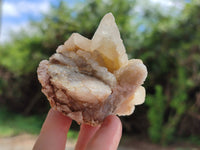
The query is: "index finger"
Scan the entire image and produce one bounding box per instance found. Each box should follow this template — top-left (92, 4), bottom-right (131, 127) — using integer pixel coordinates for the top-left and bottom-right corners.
top-left (33, 109), bottom-right (72, 150)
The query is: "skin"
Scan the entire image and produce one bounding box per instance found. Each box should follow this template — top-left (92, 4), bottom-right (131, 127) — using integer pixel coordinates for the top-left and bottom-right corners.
top-left (33, 109), bottom-right (122, 150)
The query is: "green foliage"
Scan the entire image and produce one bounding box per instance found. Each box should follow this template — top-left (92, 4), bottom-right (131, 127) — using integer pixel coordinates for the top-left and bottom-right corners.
top-left (160, 67), bottom-right (188, 144)
top-left (0, 35), bottom-right (46, 75)
top-left (142, 1), bottom-right (200, 144)
top-left (67, 130), bottom-right (79, 139)
top-left (146, 85), bottom-right (166, 143)
top-left (146, 68), bottom-right (192, 145)
top-left (0, 107), bottom-right (44, 137)
top-left (187, 136), bottom-right (200, 145)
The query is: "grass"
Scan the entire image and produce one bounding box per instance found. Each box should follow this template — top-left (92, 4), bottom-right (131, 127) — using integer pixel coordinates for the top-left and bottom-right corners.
top-left (0, 107), bottom-right (78, 139)
top-left (0, 107), bottom-right (45, 137)
top-left (187, 136), bottom-right (200, 145)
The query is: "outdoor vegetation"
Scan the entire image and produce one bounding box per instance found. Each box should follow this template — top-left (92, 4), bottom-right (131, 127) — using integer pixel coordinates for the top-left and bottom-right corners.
top-left (0, 0), bottom-right (200, 147)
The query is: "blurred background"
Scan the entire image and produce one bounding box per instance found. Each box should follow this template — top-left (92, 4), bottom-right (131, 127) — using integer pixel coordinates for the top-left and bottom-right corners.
top-left (0, 0), bottom-right (200, 149)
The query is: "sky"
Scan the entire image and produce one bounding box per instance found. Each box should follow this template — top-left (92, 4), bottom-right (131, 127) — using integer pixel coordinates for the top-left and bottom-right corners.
top-left (1, 0), bottom-right (81, 43)
top-left (1, 0), bottom-right (188, 43)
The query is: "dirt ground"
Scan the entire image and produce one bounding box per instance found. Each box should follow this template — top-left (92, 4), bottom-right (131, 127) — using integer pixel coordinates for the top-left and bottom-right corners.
top-left (0, 134), bottom-right (199, 150)
top-left (0, 134), bottom-right (75, 150)
top-left (119, 136), bottom-right (200, 150)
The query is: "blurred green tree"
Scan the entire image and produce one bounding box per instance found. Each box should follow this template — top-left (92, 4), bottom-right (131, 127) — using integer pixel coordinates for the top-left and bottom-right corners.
top-left (137, 0), bottom-right (200, 144)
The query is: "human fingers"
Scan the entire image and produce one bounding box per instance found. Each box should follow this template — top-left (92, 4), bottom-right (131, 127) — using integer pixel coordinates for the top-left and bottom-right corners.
top-left (85, 115), bottom-right (122, 150)
top-left (75, 124), bottom-right (100, 150)
top-left (33, 109), bottom-right (72, 150)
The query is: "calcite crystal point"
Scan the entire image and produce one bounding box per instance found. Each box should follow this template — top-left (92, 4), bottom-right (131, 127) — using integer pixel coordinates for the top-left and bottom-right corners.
top-left (37, 13), bottom-right (147, 126)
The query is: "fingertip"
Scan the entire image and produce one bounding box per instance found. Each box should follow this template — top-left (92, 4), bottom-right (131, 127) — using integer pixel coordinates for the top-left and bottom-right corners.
top-left (75, 124), bottom-right (100, 150)
top-left (86, 115), bottom-right (122, 150)
top-left (48, 109), bottom-right (72, 124)
top-left (99, 115), bottom-right (122, 139)
top-left (41, 108), bottom-right (72, 133)
top-left (102, 115), bottom-right (122, 130)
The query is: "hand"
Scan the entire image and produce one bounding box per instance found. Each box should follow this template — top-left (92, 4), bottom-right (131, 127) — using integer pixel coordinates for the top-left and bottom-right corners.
top-left (33, 109), bottom-right (122, 150)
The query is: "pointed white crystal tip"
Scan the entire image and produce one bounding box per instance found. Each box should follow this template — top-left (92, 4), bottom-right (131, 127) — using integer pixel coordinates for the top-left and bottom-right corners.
top-left (91, 12), bottom-right (128, 72)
